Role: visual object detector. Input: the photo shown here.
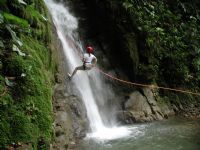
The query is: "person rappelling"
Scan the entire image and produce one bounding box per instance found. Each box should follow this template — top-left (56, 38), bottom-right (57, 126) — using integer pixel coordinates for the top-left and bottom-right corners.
top-left (68, 46), bottom-right (97, 79)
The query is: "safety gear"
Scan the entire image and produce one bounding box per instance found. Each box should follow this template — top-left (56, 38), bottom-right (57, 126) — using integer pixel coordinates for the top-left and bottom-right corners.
top-left (86, 46), bottom-right (94, 53)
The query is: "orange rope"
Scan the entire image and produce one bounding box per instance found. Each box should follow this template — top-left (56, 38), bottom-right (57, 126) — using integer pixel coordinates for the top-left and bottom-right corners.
top-left (73, 45), bottom-right (200, 96)
top-left (95, 67), bottom-right (200, 96)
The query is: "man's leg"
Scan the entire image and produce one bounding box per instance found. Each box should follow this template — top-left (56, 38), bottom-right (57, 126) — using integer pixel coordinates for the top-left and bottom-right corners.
top-left (68, 65), bottom-right (84, 79)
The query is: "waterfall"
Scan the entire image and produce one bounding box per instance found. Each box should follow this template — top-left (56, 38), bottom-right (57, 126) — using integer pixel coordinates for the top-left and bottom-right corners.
top-left (45, 0), bottom-right (132, 140)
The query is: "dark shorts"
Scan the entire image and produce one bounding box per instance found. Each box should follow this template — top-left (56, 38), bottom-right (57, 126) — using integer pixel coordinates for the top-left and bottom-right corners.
top-left (83, 64), bottom-right (92, 70)
top-left (76, 64), bottom-right (91, 71)
top-left (83, 63), bottom-right (92, 70)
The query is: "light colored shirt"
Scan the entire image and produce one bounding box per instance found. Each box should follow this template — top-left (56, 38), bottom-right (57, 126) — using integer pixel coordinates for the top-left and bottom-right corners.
top-left (83, 53), bottom-right (97, 68)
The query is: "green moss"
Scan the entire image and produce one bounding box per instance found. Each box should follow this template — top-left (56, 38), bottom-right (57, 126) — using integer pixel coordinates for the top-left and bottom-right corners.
top-left (10, 112), bottom-right (39, 143)
top-left (0, 75), bottom-right (5, 86)
top-left (3, 12), bottom-right (29, 28)
top-left (22, 3), bottom-right (51, 43)
top-left (26, 4), bottom-right (43, 20)
top-left (0, 0), bottom-right (55, 148)
top-left (0, 118), bottom-right (10, 149)
top-left (21, 35), bottom-right (51, 68)
top-left (3, 54), bottom-right (26, 76)
top-left (0, 94), bottom-right (13, 108)
top-left (9, 34), bottom-right (53, 143)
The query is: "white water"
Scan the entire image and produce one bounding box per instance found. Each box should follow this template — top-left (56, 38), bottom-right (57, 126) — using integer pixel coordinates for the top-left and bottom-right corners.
top-left (45, 0), bottom-right (132, 140)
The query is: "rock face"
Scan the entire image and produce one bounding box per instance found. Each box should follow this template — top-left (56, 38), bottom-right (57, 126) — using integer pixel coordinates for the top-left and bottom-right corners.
top-left (119, 88), bottom-right (175, 123)
top-left (51, 32), bottom-right (88, 149)
top-left (52, 84), bottom-right (88, 150)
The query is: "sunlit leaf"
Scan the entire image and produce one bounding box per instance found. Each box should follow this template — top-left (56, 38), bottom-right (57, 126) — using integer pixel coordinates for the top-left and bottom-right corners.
top-left (156, 27), bottom-right (164, 32)
top-left (41, 15), bottom-right (48, 21)
top-left (6, 25), bottom-right (23, 46)
top-left (0, 13), bottom-right (4, 24)
top-left (21, 73), bottom-right (26, 77)
top-left (18, 0), bottom-right (27, 5)
top-left (13, 44), bottom-right (26, 56)
top-left (5, 77), bottom-right (14, 87)
top-left (0, 41), bottom-right (4, 48)
top-left (123, 2), bottom-right (133, 10)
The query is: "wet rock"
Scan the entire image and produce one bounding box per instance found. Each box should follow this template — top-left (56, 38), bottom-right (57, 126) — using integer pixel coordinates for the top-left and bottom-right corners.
top-left (172, 104), bottom-right (179, 112)
top-left (68, 141), bottom-right (76, 149)
top-left (122, 90), bottom-right (154, 123)
top-left (160, 105), bottom-right (175, 118)
top-left (125, 91), bottom-right (152, 115)
top-left (55, 72), bottom-right (63, 83)
top-left (143, 88), bottom-right (157, 106)
top-left (52, 82), bottom-right (87, 149)
top-left (121, 88), bottom-right (175, 123)
top-left (53, 84), bottom-right (66, 99)
top-left (55, 130), bottom-right (64, 137)
top-left (179, 104), bottom-right (184, 110)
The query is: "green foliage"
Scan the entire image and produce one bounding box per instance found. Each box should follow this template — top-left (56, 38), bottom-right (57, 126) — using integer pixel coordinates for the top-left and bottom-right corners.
top-left (0, 75), bottom-right (4, 91)
top-left (0, 118), bottom-right (10, 149)
top-left (122, 0), bottom-right (133, 10)
top-left (10, 112), bottom-right (39, 143)
top-left (3, 54), bottom-right (26, 77)
top-left (22, 2), bottom-right (51, 43)
top-left (0, 13), bottom-right (4, 24)
top-left (121, 0), bottom-right (200, 90)
top-left (5, 25), bottom-right (24, 48)
top-left (0, 0), bottom-right (55, 148)
top-left (3, 12), bottom-right (29, 28)
top-left (0, 93), bottom-right (13, 108)
top-left (18, 0), bottom-right (27, 5)
top-left (6, 0), bottom-right (26, 16)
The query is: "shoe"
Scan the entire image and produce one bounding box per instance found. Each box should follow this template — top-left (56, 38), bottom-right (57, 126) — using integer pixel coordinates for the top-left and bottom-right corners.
top-left (67, 73), bottom-right (71, 80)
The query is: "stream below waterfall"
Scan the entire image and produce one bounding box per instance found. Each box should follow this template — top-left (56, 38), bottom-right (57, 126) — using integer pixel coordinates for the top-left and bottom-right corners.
top-left (77, 117), bottom-right (200, 150)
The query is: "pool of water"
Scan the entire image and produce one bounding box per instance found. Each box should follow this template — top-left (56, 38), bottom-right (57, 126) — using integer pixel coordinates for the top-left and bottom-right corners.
top-left (77, 117), bottom-right (200, 150)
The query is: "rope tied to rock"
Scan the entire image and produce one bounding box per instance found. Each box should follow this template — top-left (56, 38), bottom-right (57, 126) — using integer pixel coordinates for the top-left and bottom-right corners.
top-left (94, 67), bottom-right (200, 96)
top-left (72, 43), bottom-right (200, 96)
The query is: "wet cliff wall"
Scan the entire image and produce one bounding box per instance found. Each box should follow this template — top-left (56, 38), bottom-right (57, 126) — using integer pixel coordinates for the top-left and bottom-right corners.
top-left (0, 0), bottom-right (56, 149)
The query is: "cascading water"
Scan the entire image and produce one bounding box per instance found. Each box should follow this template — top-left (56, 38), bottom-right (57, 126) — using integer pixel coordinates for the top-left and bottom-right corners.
top-left (45, 0), bottom-right (132, 140)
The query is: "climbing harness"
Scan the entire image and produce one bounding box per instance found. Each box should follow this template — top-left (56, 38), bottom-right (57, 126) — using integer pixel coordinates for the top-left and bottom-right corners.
top-left (73, 44), bottom-right (200, 96)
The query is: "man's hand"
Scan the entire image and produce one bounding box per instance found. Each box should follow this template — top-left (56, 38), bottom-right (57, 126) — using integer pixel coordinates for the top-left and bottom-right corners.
top-left (91, 58), bottom-right (97, 67)
top-left (82, 58), bottom-right (86, 62)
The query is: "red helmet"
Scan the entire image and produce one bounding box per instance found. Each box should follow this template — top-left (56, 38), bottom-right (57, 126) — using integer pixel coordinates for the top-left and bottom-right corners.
top-left (86, 46), bottom-right (94, 53)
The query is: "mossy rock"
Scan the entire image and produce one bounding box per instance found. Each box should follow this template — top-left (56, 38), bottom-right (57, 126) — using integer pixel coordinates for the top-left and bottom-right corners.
top-left (3, 54), bottom-right (26, 77)
top-left (10, 112), bottom-right (39, 143)
top-left (19, 95), bottom-right (52, 140)
top-left (0, 0), bottom-right (54, 148)
top-left (3, 12), bottom-right (29, 28)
